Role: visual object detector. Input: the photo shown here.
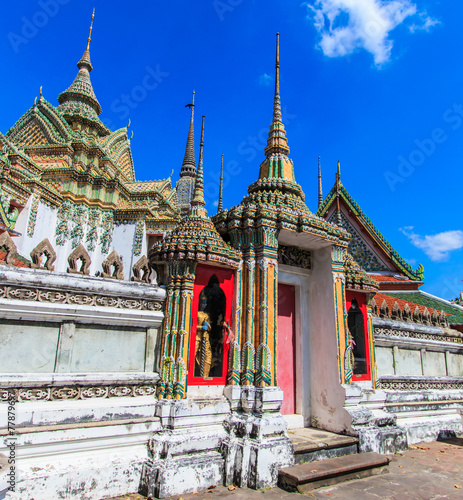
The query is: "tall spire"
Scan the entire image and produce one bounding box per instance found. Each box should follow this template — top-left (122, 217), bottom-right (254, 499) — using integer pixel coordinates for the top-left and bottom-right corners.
top-left (249, 33), bottom-right (305, 204)
top-left (217, 154), bottom-right (224, 212)
top-left (78, 8), bottom-right (95, 71)
top-left (57, 9), bottom-right (103, 126)
top-left (318, 156), bottom-right (323, 209)
top-left (273, 32), bottom-right (282, 123)
top-left (190, 116), bottom-right (207, 217)
top-left (180, 91), bottom-right (196, 177)
top-left (263, 32), bottom-right (289, 159)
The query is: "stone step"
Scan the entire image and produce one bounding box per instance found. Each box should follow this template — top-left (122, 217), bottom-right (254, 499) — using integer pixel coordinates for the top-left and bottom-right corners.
top-left (278, 451), bottom-right (390, 493)
top-left (288, 428), bottom-right (359, 464)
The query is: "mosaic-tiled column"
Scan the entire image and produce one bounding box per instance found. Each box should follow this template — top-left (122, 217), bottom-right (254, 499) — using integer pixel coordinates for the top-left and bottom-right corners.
top-left (332, 245), bottom-right (350, 384)
top-left (241, 254), bottom-right (256, 386)
top-left (255, 225), bottom-right (278, 387)
top-left (228, 260), bottom-right (243, 385)
top-left (158, 260), bottom-right (197, 399)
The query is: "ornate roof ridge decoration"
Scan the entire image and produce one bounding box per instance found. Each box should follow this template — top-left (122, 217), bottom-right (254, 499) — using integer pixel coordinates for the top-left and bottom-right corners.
top-left (372, 292), bottom-right (451, 327)
top-left (344, 253), bottom-right (378, 293)
top-left (247, 33), bottom-right (307, 207)
top-left (56, 10), bottom-right (109, 136)
top-left (317, 179), bottom-right (423, 281)
top-left (385, 291), bottom-right (463, 326)
top-left (6, 98), bottom-right (75, 147)
top-left (150, 116), bottom-right (240, 269)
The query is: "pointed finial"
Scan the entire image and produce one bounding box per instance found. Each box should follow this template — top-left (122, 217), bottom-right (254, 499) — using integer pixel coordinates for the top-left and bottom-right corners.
top-left (34, 96), bottom-right (37, 106)
top-left (218, 154), bottom-right (224, 213)
top-left (318, 156), bottom-right (323, 209)
top-left (86, 8), bottom-right (95, 51)
top-left (129, 131), bottom-right (134, 140)
top-left (127, 118), bottom-right (131, 129)
top-left (190, 116), bottom-right (207, 215)
top-left (77, 9), bottom-right (95, 72)
top-left (39, 86), bottom-right (43, 97)
top-left (273, 32), bottom-right (282, 123)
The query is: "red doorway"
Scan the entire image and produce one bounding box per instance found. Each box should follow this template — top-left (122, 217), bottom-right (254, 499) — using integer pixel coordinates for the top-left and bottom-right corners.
top-left (277, 283), bottom-right (296, 415)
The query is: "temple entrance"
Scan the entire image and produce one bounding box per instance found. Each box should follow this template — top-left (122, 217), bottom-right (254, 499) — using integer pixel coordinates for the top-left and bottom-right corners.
top-left (277, 283), bottom-right (296, 415)
top-left (188, 264), bottom-right (234, 386)
top-left (346, 291), bottom-right (371, 381)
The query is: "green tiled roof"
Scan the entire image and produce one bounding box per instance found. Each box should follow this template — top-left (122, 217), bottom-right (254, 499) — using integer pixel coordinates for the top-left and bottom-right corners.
top-left (317, 183), bottom-right (423, 281)
top-left (387, 291), bottom-right (463, 325)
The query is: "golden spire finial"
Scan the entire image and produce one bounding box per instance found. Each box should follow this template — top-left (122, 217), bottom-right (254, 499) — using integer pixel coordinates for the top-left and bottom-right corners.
top-left (318, 156), bottom-right (323, 209)
top-left (86, 8), bottom-right (95, 52)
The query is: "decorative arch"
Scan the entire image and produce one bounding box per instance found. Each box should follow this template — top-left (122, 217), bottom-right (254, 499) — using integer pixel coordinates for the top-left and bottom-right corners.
top-left (102, 250), bottom-right (123, 280)
top-left (0, 232), bottom-right (17, 265)
top-left (131, 255), bottom-right (152, 283)
top-left (30, 238), bottom-right (56, 271)
top-left (67, 243), bottom-right (91, 275)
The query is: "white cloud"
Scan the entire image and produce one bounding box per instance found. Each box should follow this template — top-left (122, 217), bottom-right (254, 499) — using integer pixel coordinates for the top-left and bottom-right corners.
top-left (308, 0), bottom-right (439, 66)
top-left (401, 227), bottom-right (463, 262)
top-left (259, 73), bottom-right (273, 86)
top-left (212, 200), bottom-right (219, 207)
top-left (409, 11), bottom-right (440, 33)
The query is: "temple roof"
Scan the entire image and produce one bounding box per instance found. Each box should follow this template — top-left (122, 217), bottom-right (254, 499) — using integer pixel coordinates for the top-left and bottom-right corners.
top-left (317, 177), bottom-right (423, 281)
top-left (384, 291), bottom-right (463, 325)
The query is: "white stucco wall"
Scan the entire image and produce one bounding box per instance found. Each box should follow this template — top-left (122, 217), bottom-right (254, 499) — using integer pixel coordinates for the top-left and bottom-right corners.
top-left (307, 246), bottom-right (352, 433)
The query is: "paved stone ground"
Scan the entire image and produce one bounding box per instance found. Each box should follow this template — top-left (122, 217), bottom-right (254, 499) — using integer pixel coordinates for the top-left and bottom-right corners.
top-left (108, 438), bottom-right (463, 500)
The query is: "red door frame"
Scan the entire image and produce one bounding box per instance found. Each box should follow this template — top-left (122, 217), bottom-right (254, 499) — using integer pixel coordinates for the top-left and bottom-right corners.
top-left (188, 263), bottom-right (234, 386)
top-left (346, 291), bottom-right (371, 381)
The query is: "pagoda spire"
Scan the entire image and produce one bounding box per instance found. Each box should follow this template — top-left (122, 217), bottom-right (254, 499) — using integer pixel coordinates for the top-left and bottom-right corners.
top-left (248, 33), bottom-right (305, 204)
top-left (273, 32), bottom-right (282, 123)
top-left (318, 156), bottom-right (323, 209)
top-left (180, 91), bottom-right (196, 177)
top-left (217, 154), bottom-right (224, 212)
top-left (263, 33), bottom-right (290, 159)
top-left (57, 9), bottom-right (103, 126)
top-left (190, 116), bottom-right (207, 217)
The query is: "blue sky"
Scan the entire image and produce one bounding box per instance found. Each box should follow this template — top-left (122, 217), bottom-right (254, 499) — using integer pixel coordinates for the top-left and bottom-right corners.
top-left (1, 1), bottom-right (462, 300)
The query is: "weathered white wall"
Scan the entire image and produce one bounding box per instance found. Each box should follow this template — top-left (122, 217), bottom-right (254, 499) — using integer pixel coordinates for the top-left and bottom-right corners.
top-left (110, 222), bottom-right (137, 280)
top-left (307, 247), bottom-right (352, 433)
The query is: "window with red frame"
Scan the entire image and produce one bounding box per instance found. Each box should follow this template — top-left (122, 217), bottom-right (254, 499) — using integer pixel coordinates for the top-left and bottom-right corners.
top-left (346, 292), bottom-right (371, 381)
top-left (188, 264), bottom-right (234, 386)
